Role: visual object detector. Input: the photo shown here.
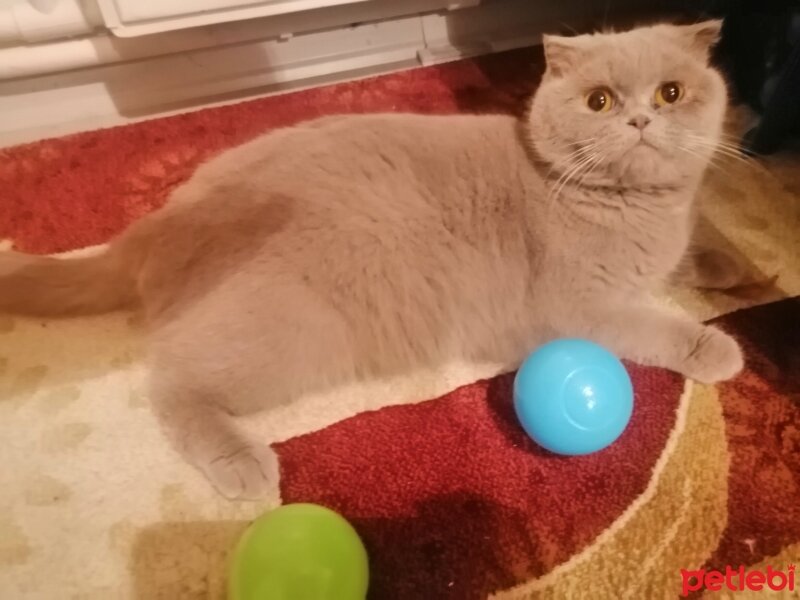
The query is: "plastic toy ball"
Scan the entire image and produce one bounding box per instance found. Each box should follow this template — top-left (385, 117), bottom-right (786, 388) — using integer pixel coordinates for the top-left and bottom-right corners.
top-left (228, 503), bottom-right (369, 600)
top-left (513, 338), bottom-right (633, 455)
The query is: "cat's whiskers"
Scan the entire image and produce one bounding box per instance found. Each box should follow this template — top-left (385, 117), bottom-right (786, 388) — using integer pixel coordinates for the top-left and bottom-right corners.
top-left (549, 151), bottom-right (601, 201)
top-left (684, 141), bottom-right (749, 166)
top-left (567, 137), bottom-right (599, 145)
top-left (687, 136), bottom-right (749, 156)
top-left (684, 134), bottom-right (762, 171)
top-left (717, 134), bottom-right (749, 146)
top-left (712, 130), bottom-right (747, 141)
top-left (561, 144), bottom-right (597, 164)
top-left (676, 144), bottom-right (729, 175)
top-left (556, 140), bottom-right (599, 164)
top-left (548, 158), bottom-right (588, 201)
top-left (570, 152), bottom-right (607, 193)
top-left (714, 140), bottom-right (766, 161)
top-left (545, 142), bottom-right (598, 180)
top-left (576, 153), bottom-right (606, 188)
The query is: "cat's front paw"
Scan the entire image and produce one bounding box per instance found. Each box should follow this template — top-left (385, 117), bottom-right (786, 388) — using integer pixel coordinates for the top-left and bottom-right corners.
top-left (202, 443), bottom-right (279, 500)
top-left (679, 325), bottom-right (744, 384)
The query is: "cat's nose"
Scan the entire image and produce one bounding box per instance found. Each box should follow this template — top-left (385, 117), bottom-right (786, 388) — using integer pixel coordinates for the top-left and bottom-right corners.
top-left (627, 115), bottom-right (651, 130)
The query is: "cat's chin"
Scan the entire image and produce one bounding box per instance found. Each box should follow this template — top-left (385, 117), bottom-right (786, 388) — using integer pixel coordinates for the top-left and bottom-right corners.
top-left (613, 144), bottom-right (681, 187)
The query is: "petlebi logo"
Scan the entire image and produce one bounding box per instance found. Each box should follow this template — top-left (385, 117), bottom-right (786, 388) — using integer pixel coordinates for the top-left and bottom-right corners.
top-left (681, 564), bottom-right (795, 596)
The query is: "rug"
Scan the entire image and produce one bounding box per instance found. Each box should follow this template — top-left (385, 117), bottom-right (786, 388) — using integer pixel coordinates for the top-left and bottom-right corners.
top-left (1, 48), bottom-right (799, 600)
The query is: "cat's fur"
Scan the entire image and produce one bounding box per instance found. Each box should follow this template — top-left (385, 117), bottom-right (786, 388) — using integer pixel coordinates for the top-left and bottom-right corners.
top-left (0, 21), bottom-right (743, 499)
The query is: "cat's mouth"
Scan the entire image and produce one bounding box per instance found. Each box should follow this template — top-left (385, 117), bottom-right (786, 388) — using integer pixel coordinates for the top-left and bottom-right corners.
top-left (632, 136), bottom-right (659, 151)
top-left (620, 136), bottom-right (663, 164)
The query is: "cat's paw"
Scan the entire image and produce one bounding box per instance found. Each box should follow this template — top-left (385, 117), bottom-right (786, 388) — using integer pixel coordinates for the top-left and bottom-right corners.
top-left (679, 325), bottom-right (744, 384)
top-left (203, 444), bottom-right (279, 500)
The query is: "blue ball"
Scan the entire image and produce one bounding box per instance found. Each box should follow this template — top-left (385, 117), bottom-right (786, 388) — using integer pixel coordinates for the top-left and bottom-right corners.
top-left (513, 339), bottom-right (633, 455)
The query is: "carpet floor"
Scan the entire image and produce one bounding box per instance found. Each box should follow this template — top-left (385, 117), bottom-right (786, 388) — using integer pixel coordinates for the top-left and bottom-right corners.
top-left (1, 48), bottom-right (799, 599)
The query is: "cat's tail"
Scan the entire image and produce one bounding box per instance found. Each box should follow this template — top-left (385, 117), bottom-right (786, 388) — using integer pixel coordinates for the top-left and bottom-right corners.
top-left (0, 244), bottom-right (138, 317)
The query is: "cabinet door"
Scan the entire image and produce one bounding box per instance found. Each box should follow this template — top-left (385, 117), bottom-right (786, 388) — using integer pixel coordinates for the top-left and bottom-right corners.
top-left (97, 0), bottom-right (376, 36)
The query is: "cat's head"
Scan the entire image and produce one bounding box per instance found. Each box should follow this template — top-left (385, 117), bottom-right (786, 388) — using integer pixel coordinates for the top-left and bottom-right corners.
top-left (527, 21), bottom-right (727, 189)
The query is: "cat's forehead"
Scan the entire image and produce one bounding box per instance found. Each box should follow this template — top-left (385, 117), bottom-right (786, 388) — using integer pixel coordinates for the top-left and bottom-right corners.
top-left (574, 32), bottom-right (700, 90)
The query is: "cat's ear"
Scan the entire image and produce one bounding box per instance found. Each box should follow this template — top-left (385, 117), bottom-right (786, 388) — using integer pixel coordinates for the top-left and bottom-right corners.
top-left (542, 35), bottom-right (588, 78)
top-left (669, 20), bottom-right (723, 60)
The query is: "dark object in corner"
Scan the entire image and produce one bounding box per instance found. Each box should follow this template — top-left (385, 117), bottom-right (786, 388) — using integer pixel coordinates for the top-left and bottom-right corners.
top-left (717, 1), bottom-right (800, 154)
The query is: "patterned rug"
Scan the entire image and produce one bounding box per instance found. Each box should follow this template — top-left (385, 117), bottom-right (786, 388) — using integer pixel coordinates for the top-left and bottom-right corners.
top-left (1, 48), bottom-right (799, 599)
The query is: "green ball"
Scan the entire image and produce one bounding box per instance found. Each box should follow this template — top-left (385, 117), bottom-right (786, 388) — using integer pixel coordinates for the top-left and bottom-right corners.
top-left (228, 503), bottom-right (369, 600)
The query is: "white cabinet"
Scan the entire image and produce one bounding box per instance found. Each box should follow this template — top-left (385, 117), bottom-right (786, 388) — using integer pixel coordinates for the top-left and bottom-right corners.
top-left (96, 0), bottom-right (378, 36)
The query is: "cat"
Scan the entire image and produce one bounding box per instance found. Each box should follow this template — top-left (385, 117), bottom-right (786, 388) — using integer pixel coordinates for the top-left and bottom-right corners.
top-left (0, 20), bottom-right (743, 500)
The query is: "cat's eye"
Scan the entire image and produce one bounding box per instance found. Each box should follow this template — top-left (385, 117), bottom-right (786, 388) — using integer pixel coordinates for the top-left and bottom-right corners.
top-left (585, 88), bottom-right (614, 113)
top-left (655, 82), bottom-right (683, 106)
